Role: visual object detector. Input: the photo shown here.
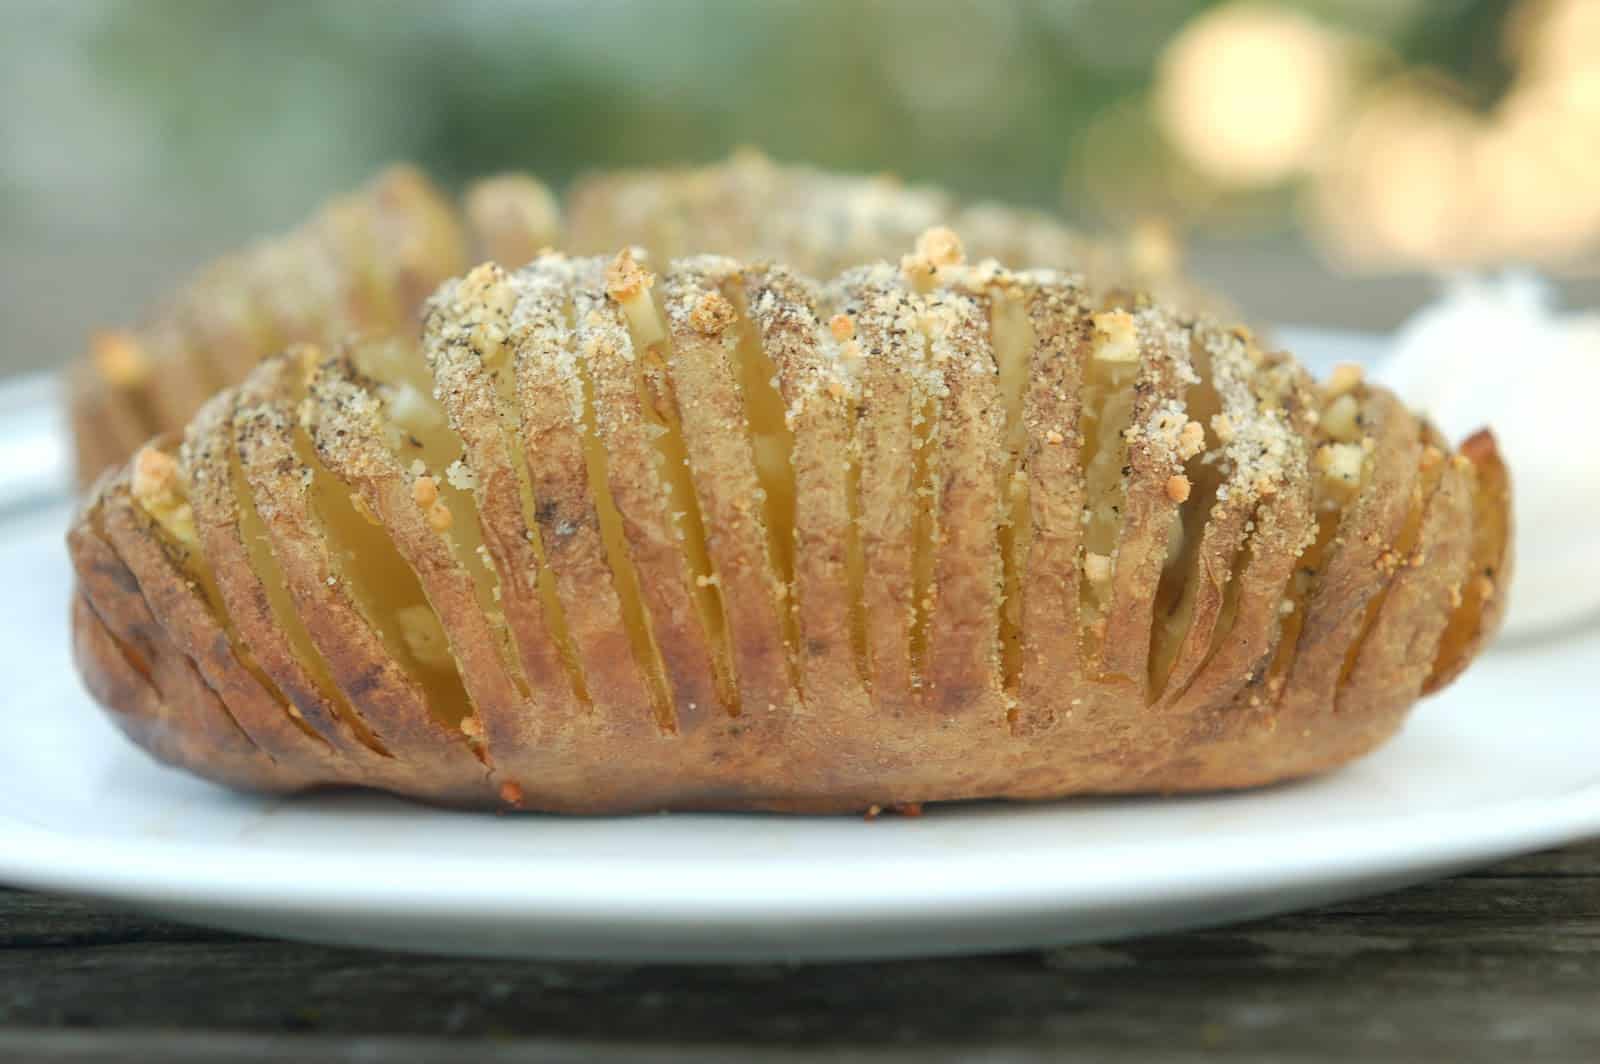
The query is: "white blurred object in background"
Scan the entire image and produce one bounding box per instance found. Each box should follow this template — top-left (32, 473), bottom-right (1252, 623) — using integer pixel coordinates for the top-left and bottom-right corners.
top-left (1380, 273), bottom-right (1600, 638)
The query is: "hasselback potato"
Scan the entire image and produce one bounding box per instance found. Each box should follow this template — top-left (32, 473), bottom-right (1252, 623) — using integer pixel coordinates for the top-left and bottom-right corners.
top-left (68, 238), bottom-right (1511, 812)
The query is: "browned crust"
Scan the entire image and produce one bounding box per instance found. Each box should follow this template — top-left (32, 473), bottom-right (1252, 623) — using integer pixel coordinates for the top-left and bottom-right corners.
top-left (1096, 306), bottom-right (1193, 693)
top-left (1164, 340), bottom-right (1317, 728)
top-left (1337, 453), bottom-right (1475, 732)
top-left (180, 390), bottom-right (366, 756)
top-left (229, 353), bottom-right (490, 798)
top-left (920, 285), bottom-right (1006, 719)
top-left (845, 268), bottom-right (923, 717)
top-left (1012, 279), bottom-right (1091, 736)
top-left (662, 259), bottom-right (796, 719)
top-left (419, 267), bottom-right (595, 742)
top-left (508, 260), bottom-right (667, 738)
top-left (99, 477), bottom-right (335, 782)
top-left (743, 266), bottom-right (874, 741)
top-left (302, 353), bottom-right (538, 797)
top-left (573, 263), bottom-right (725, 732)
top-left (1425, 429), bottom-right (1512, 692)
top-left (67, 254), bottom-right (1511, 814)
top-left (1274, 389), bottom-right (1424, 731)
top-left (68, 490), bottom-right (282, 791)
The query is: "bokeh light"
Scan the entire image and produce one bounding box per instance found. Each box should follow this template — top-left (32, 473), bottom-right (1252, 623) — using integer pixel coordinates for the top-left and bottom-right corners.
top-left (1155, 3), bottom-right (1352, 186)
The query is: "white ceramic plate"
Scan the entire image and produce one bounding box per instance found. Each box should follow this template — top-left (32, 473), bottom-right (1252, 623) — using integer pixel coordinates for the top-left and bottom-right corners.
top-left (4, 338), bottom-right (1598, 963)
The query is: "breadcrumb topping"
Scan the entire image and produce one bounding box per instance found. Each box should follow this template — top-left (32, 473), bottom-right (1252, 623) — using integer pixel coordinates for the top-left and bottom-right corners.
top-left (1091, 309), bottom-right (1139, 362)
top-left (1324, 362), bottom-right (1364, 399)
top-left (688, 291), bottom-right (737, 336)
top-left (1315, 442), bottom-right (1364, 485)
top-left (131, 445), bottom-right (198, 546)
top-left (1177, 420), bottom-right (1206, 459)
top-left (900, 226), bottom-right (965, 288)
top-left (132, 446), bottom-right (181, 504)
top-left (604, 248), bottom-right (655, 303)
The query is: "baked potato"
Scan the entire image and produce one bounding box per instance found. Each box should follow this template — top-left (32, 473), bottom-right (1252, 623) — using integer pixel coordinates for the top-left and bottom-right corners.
top-left (68, 152), bottom-right (1219, 487)
top-left (67, 237), bottom-right (1511, 812)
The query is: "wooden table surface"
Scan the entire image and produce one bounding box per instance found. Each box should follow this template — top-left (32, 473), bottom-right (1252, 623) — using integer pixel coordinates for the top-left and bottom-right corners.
top-left (0, 842), bottom-right (1595, 1062)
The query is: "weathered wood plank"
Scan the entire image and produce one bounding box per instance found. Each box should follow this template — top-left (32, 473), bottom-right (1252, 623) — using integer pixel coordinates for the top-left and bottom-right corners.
top-left (0, 843), bottom-right (1593, 1062)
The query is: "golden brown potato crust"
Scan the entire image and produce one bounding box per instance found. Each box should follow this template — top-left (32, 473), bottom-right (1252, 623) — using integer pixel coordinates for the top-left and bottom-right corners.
top-left (66, 247), bottom-right (1512, 813)
top-left (69, 153), bottom-right (1222, 488)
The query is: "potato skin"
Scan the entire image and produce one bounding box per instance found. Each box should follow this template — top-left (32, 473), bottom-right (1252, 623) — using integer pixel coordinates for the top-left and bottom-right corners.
top-left (67, 255), bottom-right (1512, 814)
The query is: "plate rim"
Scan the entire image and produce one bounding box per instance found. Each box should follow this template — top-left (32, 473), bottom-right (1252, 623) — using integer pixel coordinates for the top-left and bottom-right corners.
top-left (0, 783), bottom-right (1595, 929)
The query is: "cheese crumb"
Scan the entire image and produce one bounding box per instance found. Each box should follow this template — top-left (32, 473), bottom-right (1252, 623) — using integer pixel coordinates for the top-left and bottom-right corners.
top-left (1091, 310), bottom-right (1139, 363)
top-left (131, 446), bottom-right (180, 505)
top-left (1320, 394), bottom-right (1361, 442)
top-left (689, 291), bottom-right (737, 336)
top-left (1177, 420), bottom-right (1205, 459)
top-left (131, 446), bottom-right (198, 547)
top-left (1315, 442), bottom-right (1364, 485)
top-left (445, 459), bottom-right (478, 492)
top-left (829, 313), bottom-right (855, 341)
top-left (412, 474), bottom-right (439, 509)
top-left (604, 248), bottom-right (654, 302)
top-left (1324, 362), bottom-right (1364, 398)
top-left (1166, 474), bottom-right (1192, 502)
top-left (917, 226), bottom-right (964, 268)
top-left (900, 226), bottom-right (965, 287)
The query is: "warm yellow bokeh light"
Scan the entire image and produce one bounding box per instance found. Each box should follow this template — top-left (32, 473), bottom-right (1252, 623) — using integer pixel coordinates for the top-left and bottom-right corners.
top-left (1155, 3), bottom-right (1350, 186)
top-left (1307, 83), bottom-right (1479, 266)
top-left (1309, 0), bottom-right (1600, 269)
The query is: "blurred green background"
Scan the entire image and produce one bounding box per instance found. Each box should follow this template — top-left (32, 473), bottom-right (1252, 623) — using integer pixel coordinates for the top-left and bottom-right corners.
top-left (4, 0), bottom-right (1599, 377)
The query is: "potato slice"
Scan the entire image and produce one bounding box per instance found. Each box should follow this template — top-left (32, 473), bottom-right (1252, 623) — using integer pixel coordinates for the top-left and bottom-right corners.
top-left (508, 258), bottom-right (671, 737)
top-left (743, 265), bottom-right (871, 722)
top-left (919, 282), bottom-right (1006, 719)
top-left (837, 265), bottom-right (926, 716)
top-left (1275, 389), bottom-right (1424, 732)
top-left (576, 257), bottom-right (726, 731)
top-left (1011, 275), bottom-right (1092, 736)
top-left (661, 258), bottom-right (796, 718)
top-left (1426, 429), bottom-right (1512, 693)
